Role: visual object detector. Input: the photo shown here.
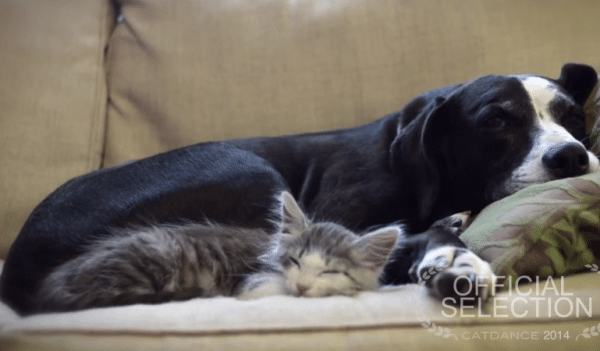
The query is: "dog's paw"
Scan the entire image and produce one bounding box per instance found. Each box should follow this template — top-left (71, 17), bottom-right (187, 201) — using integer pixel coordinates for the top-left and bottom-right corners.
top-left (427, 211), bottom-right (472, 237)
top-left (414, 246), bottom-right (497, 302)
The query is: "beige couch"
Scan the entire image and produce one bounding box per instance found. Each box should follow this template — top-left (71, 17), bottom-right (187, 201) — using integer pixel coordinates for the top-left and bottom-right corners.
top-left (1, 1), bottom-right (600, 350)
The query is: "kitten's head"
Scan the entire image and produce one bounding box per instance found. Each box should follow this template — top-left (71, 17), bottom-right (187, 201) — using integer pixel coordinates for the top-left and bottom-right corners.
top-left (266, 191), bottom-right (402, 297)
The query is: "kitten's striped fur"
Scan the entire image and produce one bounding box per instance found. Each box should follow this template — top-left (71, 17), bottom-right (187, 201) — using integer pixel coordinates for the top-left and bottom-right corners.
top-left (239, 192), bottom-right (402, 299)
top-left (34, 192), bottom-right (402, 312)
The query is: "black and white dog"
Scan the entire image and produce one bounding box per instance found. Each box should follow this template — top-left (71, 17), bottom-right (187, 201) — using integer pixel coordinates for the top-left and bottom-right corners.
top-left (1, 63), bottom-right (598, 315)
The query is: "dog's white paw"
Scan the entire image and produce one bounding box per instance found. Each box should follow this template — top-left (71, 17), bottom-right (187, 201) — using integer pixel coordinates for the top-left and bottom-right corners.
top-left (415, 246), bottom-right (497, 301)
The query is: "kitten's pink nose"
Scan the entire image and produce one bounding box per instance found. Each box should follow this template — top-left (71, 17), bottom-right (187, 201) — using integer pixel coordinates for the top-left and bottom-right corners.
top-left (296, 284), bottom-right (310, 296)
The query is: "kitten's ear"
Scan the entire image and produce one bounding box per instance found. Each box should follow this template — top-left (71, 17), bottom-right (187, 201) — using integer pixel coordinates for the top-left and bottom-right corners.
top-left (279, 191), bottom-right (309, 234)
top-left (356, 226), bottom-right (403, 269)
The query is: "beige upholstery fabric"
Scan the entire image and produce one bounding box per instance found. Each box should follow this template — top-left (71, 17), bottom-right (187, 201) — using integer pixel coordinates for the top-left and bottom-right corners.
top-left (0, 0), bottom-right (111, 257)
top-left (3, 322), bottom-right (600, 351)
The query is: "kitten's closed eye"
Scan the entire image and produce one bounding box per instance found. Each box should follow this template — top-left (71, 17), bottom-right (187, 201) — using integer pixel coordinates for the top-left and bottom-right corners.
top-left (289, 257), bottom-right (301, 267)
top-left (321, 270), bottom-right (342, 274)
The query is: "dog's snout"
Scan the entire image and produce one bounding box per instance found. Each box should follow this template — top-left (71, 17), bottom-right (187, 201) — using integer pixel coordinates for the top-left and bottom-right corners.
top-left (542, 142), bottom-right (589, 178)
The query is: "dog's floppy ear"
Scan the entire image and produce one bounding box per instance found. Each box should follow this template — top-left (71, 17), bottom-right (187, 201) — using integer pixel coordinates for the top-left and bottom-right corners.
top-left (556, 63), bottom-right (598, 106)
top-left (418, 96), bottom-right (456, 220)
top-left (391, 96), bottom-right (455, 223)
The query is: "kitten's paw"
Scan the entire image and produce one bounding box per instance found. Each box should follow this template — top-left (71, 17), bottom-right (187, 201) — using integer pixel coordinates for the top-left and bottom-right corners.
top-left (413, 246), bottom-right (497, 302)
top-left (237, 285), bottom-right (284, 300)
top-left (237, 274), bottom-right (288, 300)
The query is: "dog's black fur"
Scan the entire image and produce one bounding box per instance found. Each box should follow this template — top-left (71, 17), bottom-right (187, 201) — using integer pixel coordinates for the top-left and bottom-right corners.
top-left (1, 63), bottom-right (597, 315)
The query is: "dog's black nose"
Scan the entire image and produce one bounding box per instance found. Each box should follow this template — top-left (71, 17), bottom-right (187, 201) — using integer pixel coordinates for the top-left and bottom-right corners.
top-left (542, 142), bottom-right (589, 178)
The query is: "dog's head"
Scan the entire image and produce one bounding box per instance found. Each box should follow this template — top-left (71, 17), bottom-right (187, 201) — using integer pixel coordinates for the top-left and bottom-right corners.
top-left (392, 63), bottom-right (598, 225)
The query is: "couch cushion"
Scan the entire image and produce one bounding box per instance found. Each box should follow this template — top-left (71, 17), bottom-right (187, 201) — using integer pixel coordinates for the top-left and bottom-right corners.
top-left (0, 0), bottom-right (111, 258)
top-left (2, 270), bottom-right (600, 350)
top-left (103, 0), bottom-right (600, 166)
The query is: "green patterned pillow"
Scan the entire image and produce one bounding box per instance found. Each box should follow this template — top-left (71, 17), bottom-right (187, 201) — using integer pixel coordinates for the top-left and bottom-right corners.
top-left (460, 173), bottom-right (600, 286)
top-left (587, 80), bottom-right (600, 154)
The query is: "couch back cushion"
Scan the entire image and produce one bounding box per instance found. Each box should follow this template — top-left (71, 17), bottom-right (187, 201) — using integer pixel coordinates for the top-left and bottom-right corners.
top-left (0, 1), bottom-right (111, 258)
top-left (2, 0), bottom-right (600, 258)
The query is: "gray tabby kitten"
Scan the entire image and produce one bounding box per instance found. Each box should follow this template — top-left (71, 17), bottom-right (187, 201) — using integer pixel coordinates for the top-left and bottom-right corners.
top-left (238, 192), bottom-right (402, 299)
top-left (34, 192), bottom-right (402, 312)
